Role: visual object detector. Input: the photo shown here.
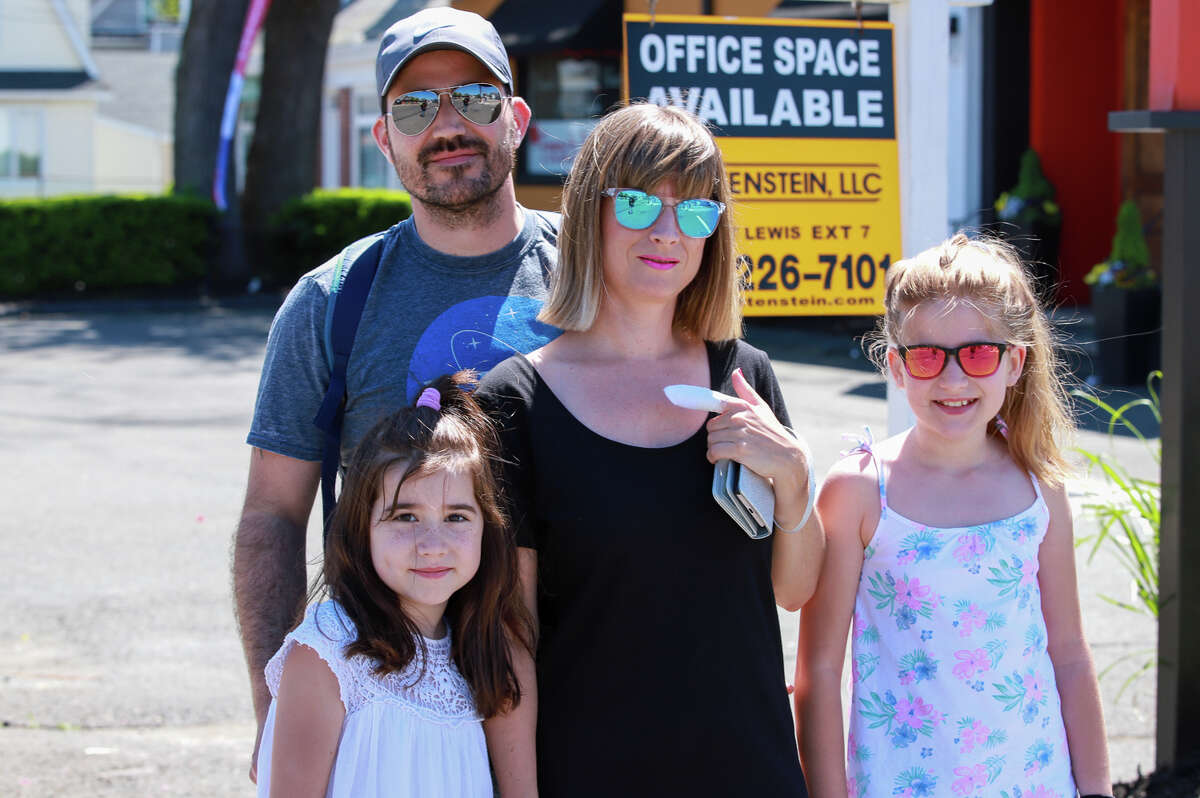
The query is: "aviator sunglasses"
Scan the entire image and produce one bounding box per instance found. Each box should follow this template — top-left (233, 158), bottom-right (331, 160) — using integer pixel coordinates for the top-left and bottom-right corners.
top-left (896, 342), bottom-right (1010, 380)
top-left (389, 82), bottom-right (507, 136)
top-left (602, 188), bottom-right (726, 239)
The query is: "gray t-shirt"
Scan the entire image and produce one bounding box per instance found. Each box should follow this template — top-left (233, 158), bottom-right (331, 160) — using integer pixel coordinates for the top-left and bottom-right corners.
top-left (247, 206), bottom-right (561, 464)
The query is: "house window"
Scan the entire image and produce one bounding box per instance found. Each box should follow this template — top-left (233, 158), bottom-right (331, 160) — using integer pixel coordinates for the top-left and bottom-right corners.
top-left (356, 94), bottom-right (397, 189)
top-left (519, 54), bottom-right (620, 182)
top-left (0, 108), bottom-right (43, 180)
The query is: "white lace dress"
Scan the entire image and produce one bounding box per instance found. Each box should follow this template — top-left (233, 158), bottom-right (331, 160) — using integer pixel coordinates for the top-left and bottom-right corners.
top-left (255, 601), bottom-right (492, 798)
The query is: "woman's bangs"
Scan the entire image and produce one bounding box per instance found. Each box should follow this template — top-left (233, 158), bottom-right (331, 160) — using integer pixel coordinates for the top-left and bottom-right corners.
top-left (608, 126), bottom-right (721, 200)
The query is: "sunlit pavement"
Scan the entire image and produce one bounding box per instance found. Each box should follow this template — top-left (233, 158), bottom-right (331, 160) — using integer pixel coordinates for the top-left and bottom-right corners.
top-left (1, 304), bottom-right (1156, 795)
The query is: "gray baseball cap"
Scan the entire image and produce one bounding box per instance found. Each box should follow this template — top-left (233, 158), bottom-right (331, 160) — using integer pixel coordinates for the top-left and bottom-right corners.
top-left (375, 7), bottom-right (513, 114)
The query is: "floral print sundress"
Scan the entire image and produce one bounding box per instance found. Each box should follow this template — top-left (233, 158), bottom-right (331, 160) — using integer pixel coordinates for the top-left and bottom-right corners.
top-left (846, 440), bottom-right (1077, 798)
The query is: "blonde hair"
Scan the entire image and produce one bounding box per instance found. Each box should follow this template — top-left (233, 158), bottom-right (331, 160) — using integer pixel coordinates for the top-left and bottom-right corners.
top-left (868, 233), bottom-right (1075, 487)
top-left (539, 103), bottom-right (742, 341)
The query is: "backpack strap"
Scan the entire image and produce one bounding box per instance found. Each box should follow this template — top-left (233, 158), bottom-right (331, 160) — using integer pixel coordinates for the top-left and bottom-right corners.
top-left (313, 233), bottom-right (385, 537)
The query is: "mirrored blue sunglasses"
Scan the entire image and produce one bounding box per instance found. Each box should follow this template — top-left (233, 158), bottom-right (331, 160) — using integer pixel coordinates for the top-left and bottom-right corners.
top-left (601, 188), bottom-right (726, 239)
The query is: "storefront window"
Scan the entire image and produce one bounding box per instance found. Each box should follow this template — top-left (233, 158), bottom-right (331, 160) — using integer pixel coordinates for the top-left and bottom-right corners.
top-left (520, 54), bottom-right (620, 181)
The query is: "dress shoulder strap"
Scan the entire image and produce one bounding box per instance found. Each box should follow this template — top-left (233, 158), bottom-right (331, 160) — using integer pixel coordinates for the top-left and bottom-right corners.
top-left (1028, 471), bottom-right (1044, 502)
top-left (841, 427), bottom-right (888, 519)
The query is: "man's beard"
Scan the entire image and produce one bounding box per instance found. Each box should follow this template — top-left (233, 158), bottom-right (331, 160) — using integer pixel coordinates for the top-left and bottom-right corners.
top-left (388, 125), bottom-right (516, 229)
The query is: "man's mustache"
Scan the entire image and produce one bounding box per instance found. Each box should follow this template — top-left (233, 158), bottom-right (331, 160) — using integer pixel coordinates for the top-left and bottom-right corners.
top-left (419, 135), bottom-right (488, 164)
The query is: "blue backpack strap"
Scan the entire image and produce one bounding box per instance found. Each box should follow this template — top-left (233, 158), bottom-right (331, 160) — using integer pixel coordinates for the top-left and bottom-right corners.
top-left (313, 233), bottom-right (385, 536)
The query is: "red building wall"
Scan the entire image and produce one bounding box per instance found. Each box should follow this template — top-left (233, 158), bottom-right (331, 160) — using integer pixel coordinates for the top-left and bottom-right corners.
top-left (1030, 0), bottom-right (1124, 305)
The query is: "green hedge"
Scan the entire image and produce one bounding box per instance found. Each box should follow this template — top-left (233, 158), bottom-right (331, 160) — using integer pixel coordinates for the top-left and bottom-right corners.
top-left (264, 188), bottom-right (412, 287)
top-left (0, 194), bottom-right (216, 298)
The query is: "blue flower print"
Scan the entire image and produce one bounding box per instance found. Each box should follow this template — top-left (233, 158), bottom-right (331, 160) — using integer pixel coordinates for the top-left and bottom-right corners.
top-left (897, 606), bottom-right (917, 630)
top-left (1021, 702), bottom-right (1039, 724)
top-left (891, 723), bottom-right (918, 747)
top-left (921, 746), bottom-right (934, 759)
top-left (893, 767), bottom-right (937, 797)
top-left (921, 629), bottom-right (934, 642)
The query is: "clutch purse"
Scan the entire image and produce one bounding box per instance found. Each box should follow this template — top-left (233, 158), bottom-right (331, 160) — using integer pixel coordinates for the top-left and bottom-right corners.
top-left (712, 459), bottom-right (775, 539)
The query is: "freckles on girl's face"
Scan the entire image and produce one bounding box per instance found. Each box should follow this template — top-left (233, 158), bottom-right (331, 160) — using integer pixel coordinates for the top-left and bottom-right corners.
top-left (368, 464), bottom-right (484, 638)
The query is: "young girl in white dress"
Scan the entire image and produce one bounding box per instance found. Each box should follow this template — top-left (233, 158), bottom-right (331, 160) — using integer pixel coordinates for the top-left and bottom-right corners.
top-left (795, 234), bottom-right (1113, 798)
top-left (255, 372), bottom-right (533, 798)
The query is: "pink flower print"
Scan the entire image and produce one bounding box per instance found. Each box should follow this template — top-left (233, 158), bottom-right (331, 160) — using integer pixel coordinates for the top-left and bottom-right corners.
top-left (853, 611), bottom-right (865, 638)
top-left (952, 648), bottom-right (989, 680)
top-left (900, 670), bottom-right (915, 685)
top-left (846, 777), bottom-right (858, 798)
top-left (951, 763), bottom-right (987, 795)
top-left (895, 577), bottom-right (931, 610)
top-left (1021, 557), bottom-right (1039, 586)
top-left (846, 732), bottom-right (859, 760)
top-left (954, 533), bottom-right (985, 563)
top-left (1026, 672), bottom-right (1046, 704)
top-left (851, 658), bottom-right (862, 683)
top-left (896, 696), bottom-right (935, 729)
top-left (958, 720), bottom-right (991, 753)
top-left (956, 603), bottom-right (986, 637)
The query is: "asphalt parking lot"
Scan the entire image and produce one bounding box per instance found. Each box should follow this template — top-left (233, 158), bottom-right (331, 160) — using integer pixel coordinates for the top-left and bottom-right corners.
top-left (1, 300), bottom-right (1158, 796)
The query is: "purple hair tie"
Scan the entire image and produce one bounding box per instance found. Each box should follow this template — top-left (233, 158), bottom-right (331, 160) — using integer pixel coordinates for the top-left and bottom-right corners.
top-left (416, 387), bottom-right (441, 411)
top-left (994, 414), bottom-right (1009, 438)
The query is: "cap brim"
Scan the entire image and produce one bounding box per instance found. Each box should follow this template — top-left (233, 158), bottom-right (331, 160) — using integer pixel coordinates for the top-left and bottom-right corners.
top-left (379, 42), bottom-right (512, 113)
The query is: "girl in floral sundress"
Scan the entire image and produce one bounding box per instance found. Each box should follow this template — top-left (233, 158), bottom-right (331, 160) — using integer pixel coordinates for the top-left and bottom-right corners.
top-left (795, 234), bottom-right (1112, 798)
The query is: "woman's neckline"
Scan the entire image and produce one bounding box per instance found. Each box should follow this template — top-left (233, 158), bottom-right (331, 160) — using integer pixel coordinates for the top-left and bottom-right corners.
top-left (520, 341), bottom-right (723, 451)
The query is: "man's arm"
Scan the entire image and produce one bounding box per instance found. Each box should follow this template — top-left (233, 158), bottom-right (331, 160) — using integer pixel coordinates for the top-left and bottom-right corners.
top-left (232, 447), bottom-right (321, 782)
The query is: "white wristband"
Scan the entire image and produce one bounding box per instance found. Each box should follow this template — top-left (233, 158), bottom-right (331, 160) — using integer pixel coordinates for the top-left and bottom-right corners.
top-left (774, 430), bottom-right (816, 534)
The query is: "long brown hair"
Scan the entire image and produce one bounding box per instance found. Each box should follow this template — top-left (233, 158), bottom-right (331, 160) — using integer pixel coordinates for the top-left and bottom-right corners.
top-left (540, 102), bottom-right (742, 340)
top-left (315, 371), bottom-right (533, 717)
top-left (867, 233), bottom-right (1075, 487)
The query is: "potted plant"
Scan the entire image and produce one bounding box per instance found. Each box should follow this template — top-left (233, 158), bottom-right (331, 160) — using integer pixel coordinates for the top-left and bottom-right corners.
top-left (993, 148), bottom-right (1062, 297)
top-left (1085, 200), bottom-right (1161, 386)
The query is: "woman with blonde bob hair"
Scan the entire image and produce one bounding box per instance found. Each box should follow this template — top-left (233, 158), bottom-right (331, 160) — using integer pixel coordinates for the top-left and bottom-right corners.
top-left (478, 102), bottom-right (823, 796)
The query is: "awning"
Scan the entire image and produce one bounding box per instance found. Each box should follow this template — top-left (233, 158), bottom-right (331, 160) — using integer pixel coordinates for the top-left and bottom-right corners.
top-left (488, 0), bottom-right (621, 57)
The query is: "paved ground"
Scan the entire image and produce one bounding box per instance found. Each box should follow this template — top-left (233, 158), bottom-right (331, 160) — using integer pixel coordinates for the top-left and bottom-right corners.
top-left (0, 301), bottom-right (1159, 795)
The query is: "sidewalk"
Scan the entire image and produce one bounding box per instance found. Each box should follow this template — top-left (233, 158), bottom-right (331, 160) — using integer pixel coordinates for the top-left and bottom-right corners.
top-left (0, 303), bottom-right (1158, 795)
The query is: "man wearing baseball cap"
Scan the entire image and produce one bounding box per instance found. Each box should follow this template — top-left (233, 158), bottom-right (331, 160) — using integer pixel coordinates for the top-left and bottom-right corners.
top-left (234, 7), bottom-right (552, 791)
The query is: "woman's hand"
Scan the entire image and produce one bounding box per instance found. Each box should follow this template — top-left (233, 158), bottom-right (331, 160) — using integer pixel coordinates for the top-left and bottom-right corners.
top-left (707, 367), bottom-right (824, 610)
top-left (704, 368), bottom-right (810, 509)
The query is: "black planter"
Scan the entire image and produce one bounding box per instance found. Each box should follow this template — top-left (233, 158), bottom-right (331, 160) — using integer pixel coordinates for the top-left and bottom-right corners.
top-left (1091, 283), bottom-right (1162, 386)
top-left (992, 218), bottom-right (1061, 302)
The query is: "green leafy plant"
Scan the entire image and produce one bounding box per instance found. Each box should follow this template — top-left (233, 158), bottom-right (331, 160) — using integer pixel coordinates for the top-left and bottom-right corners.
top-left (1072, 371), bottom-right (1161, 697)
top-left (265, 188), bottom-right (413, 288)
top-left (994, 149), bottom-right (1061, 229)
top-left (0, 194), bottom-right (216, 297)
top-left (1085, 200), bottom-right (1157, 290)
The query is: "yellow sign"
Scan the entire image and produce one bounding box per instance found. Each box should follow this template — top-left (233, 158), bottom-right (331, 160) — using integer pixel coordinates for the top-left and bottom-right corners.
top-left (623, 14), bottom-right (900, 316)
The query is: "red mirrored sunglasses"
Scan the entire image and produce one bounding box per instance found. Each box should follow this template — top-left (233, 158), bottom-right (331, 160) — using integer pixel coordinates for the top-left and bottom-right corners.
top-left (896, 342), bottom-right (1010, 380)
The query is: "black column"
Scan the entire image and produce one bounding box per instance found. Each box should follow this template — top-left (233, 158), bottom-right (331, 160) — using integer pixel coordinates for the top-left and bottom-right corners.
top-left (1110, 109), bottom-right (1200, 767)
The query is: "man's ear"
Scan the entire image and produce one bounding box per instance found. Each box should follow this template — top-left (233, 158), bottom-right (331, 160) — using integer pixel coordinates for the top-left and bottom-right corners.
top-left (371, 116), bottom-right (395, 166)
top-left (509, 97), bottom-right (532, 146)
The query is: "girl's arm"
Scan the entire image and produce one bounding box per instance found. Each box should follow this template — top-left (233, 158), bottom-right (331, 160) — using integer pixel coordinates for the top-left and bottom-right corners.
top-left (483, 548), bottom-right (540, 798)
top-left (795, 462), bottom-right (872, 798)
top-left (1039, 482), bottom-right (1112, 795)
top-left (268, 644), bottom-right (345, 798)
top-left (707, 368), bottom-right (825, 610)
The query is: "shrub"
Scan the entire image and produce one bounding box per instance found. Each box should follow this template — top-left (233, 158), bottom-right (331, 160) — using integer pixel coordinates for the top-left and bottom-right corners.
top-left (263, 188), bottom-right (412, 288)
top-left (0, 194), bottom-right (216, 298)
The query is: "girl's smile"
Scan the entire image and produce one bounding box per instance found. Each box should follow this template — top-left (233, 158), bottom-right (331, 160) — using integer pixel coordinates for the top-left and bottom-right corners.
top-left (889, 300), bottom-right (1025, 441)
top-left (369, 464), bottom-right (484, 638)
